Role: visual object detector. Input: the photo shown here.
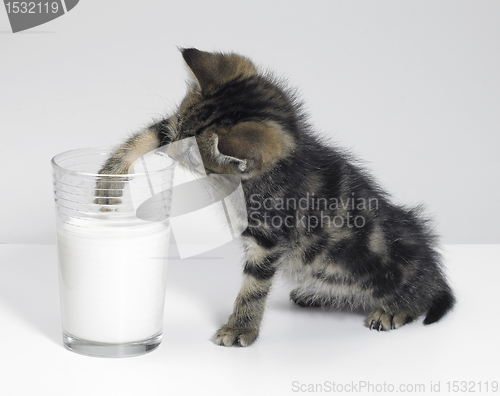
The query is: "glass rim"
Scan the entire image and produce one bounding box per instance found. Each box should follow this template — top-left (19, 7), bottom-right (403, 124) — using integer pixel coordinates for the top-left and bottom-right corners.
top-left (51, 147), bottom-right (175, 178)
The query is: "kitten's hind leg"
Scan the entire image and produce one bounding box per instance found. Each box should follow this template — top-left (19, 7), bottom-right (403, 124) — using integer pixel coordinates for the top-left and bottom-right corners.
top-left (367, 308), bottom-right (414, 331)
top-left (290, 289), bottom-right (322, 308)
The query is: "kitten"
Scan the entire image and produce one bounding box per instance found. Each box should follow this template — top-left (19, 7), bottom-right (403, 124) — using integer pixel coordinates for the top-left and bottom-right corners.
top-left (97, 48), bottom-right (455, 347)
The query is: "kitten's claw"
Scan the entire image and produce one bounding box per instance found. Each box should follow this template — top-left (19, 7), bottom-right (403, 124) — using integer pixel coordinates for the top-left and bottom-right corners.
top-left (214, 323), bottom-right (259, 347)
top-left (367, 308), bottom-right (414, 332)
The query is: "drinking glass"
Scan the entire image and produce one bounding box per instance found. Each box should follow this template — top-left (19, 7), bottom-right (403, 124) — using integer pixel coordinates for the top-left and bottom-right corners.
top-left (51, 148), bottom-right (174, 357)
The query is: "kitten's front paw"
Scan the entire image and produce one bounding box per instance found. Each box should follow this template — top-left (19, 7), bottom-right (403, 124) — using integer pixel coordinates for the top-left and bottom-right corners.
top-left (214, 324), bottom-right (259, 347)
top-left (93, 157), bottom-right (130, 210)
top-left (93, 176), bottom-right (125, 210)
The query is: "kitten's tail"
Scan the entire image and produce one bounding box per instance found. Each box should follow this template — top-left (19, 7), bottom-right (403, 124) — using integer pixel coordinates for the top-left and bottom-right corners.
top-left (423, 288), bottom-right (456, 325)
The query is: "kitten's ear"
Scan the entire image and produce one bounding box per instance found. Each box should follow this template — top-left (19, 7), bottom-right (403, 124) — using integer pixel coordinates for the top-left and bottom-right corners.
top-left (181, 48), bottom-right (257, 94)
top-left (214, 121), bottom-right (295, 175)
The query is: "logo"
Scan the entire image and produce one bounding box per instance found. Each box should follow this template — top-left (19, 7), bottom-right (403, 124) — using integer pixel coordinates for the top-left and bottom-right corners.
top-left (129, 137), bottom-right (248, 258)
top-left (3, 0), bottom-right (78, 33)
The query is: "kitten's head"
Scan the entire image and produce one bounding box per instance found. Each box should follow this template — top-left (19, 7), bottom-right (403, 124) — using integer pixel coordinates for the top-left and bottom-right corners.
top-left (171, 48), bottom-right (297, 179)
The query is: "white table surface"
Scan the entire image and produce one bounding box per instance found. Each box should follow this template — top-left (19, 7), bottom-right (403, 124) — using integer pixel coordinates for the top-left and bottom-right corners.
top-left (0, 243), bottom-right (498, 396)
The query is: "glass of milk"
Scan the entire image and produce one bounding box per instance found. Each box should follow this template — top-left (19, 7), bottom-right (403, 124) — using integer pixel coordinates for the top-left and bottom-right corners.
top-left (51, 148), bottom-right (174, 357)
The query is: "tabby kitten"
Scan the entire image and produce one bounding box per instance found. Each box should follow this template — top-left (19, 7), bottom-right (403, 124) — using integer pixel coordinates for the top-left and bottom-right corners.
top-left (97, 48), bottom-right (455, 347)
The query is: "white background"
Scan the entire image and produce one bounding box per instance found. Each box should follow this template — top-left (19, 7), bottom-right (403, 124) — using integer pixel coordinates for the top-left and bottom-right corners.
top-left (1, 0), bottom-right (499, 244)
top-left (1, 2), bottom-right (499, 396)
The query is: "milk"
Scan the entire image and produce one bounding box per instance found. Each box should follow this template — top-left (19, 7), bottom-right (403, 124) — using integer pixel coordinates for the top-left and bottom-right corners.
top-left (57, 219), bottom-right (170, 344)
